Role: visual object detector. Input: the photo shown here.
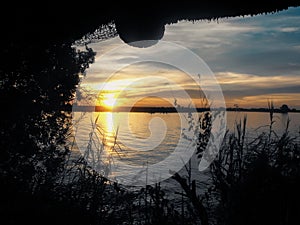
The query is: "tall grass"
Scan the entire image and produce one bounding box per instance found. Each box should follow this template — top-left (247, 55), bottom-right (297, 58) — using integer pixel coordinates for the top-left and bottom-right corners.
top-left (19, 106), bottom-right (299, 225)
top-left (169, 103), bottom-right (300, 225)
top-left (208, 105), bottom-right (300, 225)
top-left (58, 113), bottom-right (196, 225)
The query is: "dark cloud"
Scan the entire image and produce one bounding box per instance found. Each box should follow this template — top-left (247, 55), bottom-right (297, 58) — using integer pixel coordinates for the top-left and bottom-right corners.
top-left (206, 8), bottom-right (300, 76)
top-left (223, 85), bottom-right (300, 98)
top-left (83, 7), bottom-right (300, 108)
top-left (210, 48), bottom-right (300, 76)
top-left (164, 7), bottom-right (300, 77)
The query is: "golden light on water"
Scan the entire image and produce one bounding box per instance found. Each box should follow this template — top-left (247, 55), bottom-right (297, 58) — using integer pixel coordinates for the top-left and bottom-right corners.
top-left (103, 112), bottom-right (114, 134)
top-left (95, 112), bottom-right (116, 149)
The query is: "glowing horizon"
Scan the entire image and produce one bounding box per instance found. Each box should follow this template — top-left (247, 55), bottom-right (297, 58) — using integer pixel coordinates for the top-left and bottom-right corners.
top-left (78, 7), bottom-right (300, 110)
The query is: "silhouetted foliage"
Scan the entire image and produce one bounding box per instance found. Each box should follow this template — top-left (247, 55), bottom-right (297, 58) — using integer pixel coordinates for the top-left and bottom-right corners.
top-left (280, 104), bottom-right (290, 113)
top-left (2, 2), bottom-right (300, 224)
top-left (0, 42), bottom-right (95, 224)
top-left (210, 115), bottom-right (300, 225)
top-left (3, 2), bottom-right (299, 47)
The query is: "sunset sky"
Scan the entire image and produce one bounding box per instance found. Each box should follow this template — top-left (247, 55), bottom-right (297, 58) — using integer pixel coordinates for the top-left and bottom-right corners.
top-left (78, 6), bottom-right (300, 109)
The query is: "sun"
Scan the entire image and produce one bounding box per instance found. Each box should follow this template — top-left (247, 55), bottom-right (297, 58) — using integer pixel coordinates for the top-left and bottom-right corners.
top-left (101, 93), bottom-right (117, 109)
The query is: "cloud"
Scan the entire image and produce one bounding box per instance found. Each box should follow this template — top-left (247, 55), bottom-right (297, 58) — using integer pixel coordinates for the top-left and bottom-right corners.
top-left (216, 72), bottom-right (300, 88)
top-left (163, 7), bottom-right (300, 77)
top-left (78, 7), bottom-right (300, 108)
top-left (278, 27), bottom-right (299, 32)
top-left (228, 93), bottom-right (300, 109)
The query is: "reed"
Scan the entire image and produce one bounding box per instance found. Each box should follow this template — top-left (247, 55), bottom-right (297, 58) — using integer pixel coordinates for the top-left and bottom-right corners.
top-left (209, 106), bottom-right (300, 225)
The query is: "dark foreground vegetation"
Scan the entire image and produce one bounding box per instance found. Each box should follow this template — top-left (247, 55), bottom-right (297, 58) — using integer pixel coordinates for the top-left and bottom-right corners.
top-left (1, 3), bottom-right (300, 224)
top-left (0, 40), bottom-right (299, 224)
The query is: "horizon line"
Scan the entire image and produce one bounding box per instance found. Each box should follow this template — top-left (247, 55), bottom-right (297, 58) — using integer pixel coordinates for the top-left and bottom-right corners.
top-left (71, 105), bottom-right (300, 113)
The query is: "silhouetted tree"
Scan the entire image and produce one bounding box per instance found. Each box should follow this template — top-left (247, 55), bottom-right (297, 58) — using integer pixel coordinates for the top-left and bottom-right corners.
top-left (280, 104), bottom-right (290, 113)
top-left (0, 42), bottom-right (95, 224)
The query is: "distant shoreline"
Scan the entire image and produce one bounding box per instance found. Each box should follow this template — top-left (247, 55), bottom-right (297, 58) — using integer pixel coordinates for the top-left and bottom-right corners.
top-left (71, 105), bottom-right (300, 114)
